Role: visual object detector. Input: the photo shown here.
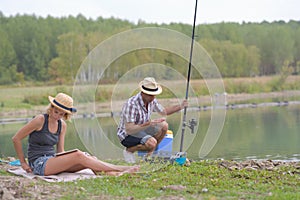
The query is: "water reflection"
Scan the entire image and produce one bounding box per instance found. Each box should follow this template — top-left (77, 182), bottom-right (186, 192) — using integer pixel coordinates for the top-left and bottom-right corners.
top-left (1, 105), bottom-right (299, 161)
top-left (74, 117), bottom-right (122, 159)
top-left (202, 105), bottom-right (300, 161)
top-left (70, 105), bottom-right (300, 161)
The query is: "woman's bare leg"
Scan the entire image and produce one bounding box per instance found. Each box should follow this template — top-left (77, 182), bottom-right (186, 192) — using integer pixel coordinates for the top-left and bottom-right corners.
top-left (44, 151), bottom-right (139, 176)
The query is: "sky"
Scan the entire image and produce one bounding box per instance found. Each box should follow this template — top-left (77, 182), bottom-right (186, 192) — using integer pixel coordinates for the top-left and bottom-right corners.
top-left (0, 0), bottom-right (299, 25)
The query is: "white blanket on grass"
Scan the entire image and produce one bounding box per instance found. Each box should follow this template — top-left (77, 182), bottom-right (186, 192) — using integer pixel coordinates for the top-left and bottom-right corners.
top-left (7, 167), bottom-right (98, 182)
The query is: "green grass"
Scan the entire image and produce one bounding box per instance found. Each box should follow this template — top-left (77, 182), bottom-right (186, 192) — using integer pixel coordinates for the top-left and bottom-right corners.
top-left (1, 160), bottom-right (299, 199)
top-left (0, 86), bottom-right (44, 109)
top-left (66, 161), bottom-right (300, 199)
top-left (56, 160), bottom-right (300, 199)
top-left (0, 85), bottom-right (72, 112)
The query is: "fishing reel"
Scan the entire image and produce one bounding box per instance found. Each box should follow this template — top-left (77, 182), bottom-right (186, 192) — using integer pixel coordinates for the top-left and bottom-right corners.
top-left (185, 118), bottom-right (197, 134)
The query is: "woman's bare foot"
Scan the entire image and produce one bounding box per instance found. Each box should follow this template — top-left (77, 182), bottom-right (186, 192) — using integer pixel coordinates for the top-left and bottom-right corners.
top-left (128, 165), bottom-right (140, 173)
top-left (94, 165), bottom-right (140, 176)
top-left (115, 166), bottom-right (140, 176)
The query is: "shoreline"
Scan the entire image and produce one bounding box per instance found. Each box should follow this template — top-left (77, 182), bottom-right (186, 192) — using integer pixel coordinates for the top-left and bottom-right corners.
top-left (2, 100), bottom-right (300, 125)
top-left (1, 91), bottom-right (300, 124)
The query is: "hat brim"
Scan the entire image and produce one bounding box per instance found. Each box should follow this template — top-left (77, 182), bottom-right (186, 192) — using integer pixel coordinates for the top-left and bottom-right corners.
top-left (48, 96), bottom-right (72, 114)
top-left (139, 84), bottom-right (162, 96)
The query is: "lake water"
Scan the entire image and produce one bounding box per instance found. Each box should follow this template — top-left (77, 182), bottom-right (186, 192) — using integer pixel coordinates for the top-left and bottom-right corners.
top-left (1, 104), bottom-right (299, 161)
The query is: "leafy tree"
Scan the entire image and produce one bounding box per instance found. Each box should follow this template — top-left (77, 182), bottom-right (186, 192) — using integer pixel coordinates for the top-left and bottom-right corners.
top-left (262, 25), bottom-right (293, 74)
top-left (0, 13), bottom-right (299, 84)
top-left (200, 39), bottom-right (260, 77)
top-left (0, 27), bottom-right (19, 84)
top-left (49, 32), bottom-right (87, 83)
top-left (0, 28), bottom-right (16, 68)
top-left (293, 26), bottom-right (300, 74)
top-left (4, 15), bottom-right (52, 81)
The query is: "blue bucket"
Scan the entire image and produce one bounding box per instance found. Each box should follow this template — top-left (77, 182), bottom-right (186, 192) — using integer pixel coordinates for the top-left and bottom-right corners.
top-left (156, 130), bottom-right (173, 152)
top-left (138, 130), bottom-right (173, 157)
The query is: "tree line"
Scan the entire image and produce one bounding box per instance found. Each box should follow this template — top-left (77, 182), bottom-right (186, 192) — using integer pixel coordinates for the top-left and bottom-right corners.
top-left (0, 12), bottom-right (299, 85)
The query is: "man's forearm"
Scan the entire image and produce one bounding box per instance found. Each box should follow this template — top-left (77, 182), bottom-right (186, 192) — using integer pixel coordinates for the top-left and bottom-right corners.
top-left (125, 122), bottom-right (150, 135)
top-left (165, 104), bottom-right (182, 115)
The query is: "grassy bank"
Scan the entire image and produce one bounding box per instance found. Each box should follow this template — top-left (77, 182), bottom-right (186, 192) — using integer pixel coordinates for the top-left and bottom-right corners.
top-left (66, 160), bottom-right (299, 200)
top-left (1, 159), bottom-right (299, 199)
top-left (1, 76), bottom-right (300, 117)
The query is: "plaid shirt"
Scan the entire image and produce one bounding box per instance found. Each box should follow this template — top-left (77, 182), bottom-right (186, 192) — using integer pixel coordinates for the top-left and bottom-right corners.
top-left (117, 92), bottom-right (164, 141)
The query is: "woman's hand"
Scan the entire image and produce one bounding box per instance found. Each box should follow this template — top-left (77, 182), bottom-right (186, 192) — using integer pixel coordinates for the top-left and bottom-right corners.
top-left (21, 162), bottom-right (32, 173)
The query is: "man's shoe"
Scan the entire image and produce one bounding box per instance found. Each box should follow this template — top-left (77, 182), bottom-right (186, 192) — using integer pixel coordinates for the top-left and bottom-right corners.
top-left (123, 149), bottom-right (136, 163)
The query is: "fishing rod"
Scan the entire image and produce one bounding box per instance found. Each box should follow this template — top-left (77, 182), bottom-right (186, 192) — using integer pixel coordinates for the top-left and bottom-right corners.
top-left (179, 0), bottom-right (198, 152)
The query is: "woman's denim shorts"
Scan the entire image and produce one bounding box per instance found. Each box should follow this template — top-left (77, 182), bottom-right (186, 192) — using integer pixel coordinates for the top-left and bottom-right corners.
top-left (29, 155), bottom-right (53, 176)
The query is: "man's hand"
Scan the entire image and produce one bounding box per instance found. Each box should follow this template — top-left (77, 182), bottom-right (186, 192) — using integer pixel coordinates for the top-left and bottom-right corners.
top-left (180, 99), bottom-right (188, 109)
top-left (151, 118), bottom-right (166, 124)
top-left (140, 118), bottom-right (166, 127)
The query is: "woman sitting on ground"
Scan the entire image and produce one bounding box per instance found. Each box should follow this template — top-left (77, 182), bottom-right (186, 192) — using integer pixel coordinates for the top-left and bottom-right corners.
top-left (12, 92), bottom-right (139, 176)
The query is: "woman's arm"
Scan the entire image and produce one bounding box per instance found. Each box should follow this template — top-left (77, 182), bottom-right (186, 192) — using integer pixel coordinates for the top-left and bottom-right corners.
top-left (12, 114), bottom-right (44, 172)
top-left (56, 120), bottom-right (67, 153)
